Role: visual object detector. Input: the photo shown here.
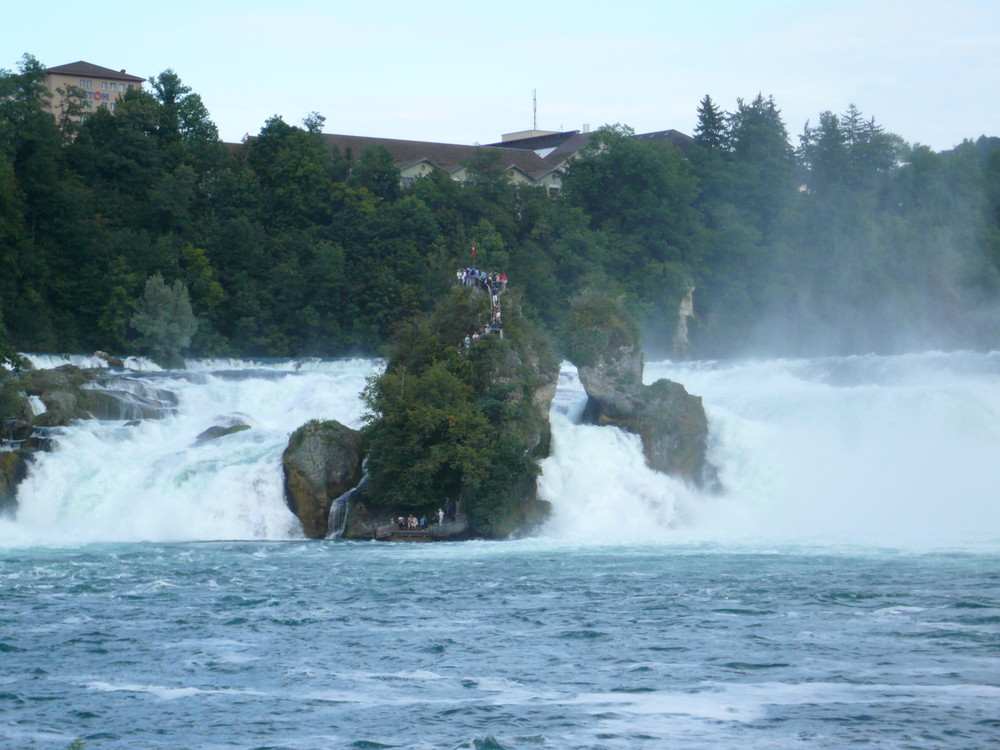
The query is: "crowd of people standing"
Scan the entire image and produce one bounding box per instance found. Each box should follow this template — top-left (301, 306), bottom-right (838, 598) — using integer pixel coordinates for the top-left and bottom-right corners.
top-left (394, 502), bottom-right (459, 532)
top-left (457, 268), bottom-right (507, 292)
top-left (457, 267), bottom-right (507, 345)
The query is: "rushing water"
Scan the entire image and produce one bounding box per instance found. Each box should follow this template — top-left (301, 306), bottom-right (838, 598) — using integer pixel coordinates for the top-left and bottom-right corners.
top-left (2, 353), bottom-right (1000, 748)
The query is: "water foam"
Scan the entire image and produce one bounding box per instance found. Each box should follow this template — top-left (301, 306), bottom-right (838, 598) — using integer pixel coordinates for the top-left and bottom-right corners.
top-left (539, 353), bottom-right (1000, 547)
top-left (4, 353), bottom-right (1000, 548)
top-left (1, 360), bottom-right (377, 545)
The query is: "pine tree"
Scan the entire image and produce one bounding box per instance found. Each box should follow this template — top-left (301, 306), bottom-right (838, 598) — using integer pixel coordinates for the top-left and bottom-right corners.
top-left (694, 95), bottom-right (728, 152)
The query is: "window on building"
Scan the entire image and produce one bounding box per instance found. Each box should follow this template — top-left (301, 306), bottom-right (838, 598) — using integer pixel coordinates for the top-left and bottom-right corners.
top-left (127, 84), bottom-right (134, 91)
top-left (101, 81), bottom-right (108, 90)
top-left (548, 186), bottom-right (561, 197)
top-left (79, 79), bottom-right (93, 89)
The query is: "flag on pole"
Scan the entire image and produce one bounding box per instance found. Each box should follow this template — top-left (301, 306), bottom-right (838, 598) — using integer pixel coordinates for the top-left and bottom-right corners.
top-left (471, 243), bottom-right (476, 262)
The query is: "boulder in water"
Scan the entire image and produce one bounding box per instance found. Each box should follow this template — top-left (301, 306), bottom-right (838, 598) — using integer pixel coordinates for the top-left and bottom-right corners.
top-left (282, 420), bottom-right (364, 539)
top-left (18, 365), bottom-right (97, 426)
top-left (94, 351), bottom-right (126, 369)
top-left (195, 416), bottom-right (252, 444)
top-left (78, 380), bottom-right (179, 421)
top-left (569, 293), bottom-right (718, 488)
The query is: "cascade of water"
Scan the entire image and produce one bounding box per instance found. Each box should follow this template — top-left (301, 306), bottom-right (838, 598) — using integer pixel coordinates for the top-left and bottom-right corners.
top-left (4, 352), bottom-right (999, 547)
top-left (0, 360), bottom-right (377, 545)
top-left (540, 352), bottom-right (1000, 546)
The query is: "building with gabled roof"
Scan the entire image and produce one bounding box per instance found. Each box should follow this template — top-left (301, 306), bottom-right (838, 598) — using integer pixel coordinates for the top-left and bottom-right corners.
top-left (44, 61), bottom-right (145, 121)
top-left (489, 127), bottom-right (695, 166)
top-left (319, 132), bottom-right (564, 194)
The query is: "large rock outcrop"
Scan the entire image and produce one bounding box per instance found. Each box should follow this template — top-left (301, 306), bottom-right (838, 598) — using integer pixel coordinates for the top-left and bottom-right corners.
top-left (346, 285), bottom-right (559, 540)
top-left (568, 293), bottom-right (717, 488)
top-left (282, 420), bottom-right (364, 539)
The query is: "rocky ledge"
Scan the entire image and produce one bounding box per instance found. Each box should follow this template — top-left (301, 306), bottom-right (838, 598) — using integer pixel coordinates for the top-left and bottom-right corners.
top-left (567, 293), bottom-right (719, 489)
top-left (280, 285), bottom-right (559, 541)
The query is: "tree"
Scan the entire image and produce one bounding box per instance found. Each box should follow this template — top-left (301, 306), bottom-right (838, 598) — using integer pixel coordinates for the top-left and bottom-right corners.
top-left (0, 308), bottom-right (24, 369)
top-left (694, 95), bottom-right (728, 152)
top-left (562, 123), bottom-right (700, 342)
top-left (302, 111), bottom-right (326, 134)
top-left (348, 145), bottom-right (402, 201)
top-left (246, 115), bottom-right (349, 227)
top-left (130, 273), bottom-right (197, 365)
top-left (361, 286), bottom-right (555, 536)
top-left (725, 94), bottom-right (797, 236)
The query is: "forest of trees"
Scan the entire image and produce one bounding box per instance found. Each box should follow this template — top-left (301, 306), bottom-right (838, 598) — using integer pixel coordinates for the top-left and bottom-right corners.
top-left (2, 53), bottom-right (999, 364)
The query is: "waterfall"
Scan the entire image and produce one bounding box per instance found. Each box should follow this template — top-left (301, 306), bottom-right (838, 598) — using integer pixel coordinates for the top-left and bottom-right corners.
top-left (4, 352), bottom-right (1000, 548)
top-left (1, 359), bottom-right (377, 545)
top-left (326, 469), bottom-right (368, 539)
top-left (539, 351), bottom-right (1000, 546)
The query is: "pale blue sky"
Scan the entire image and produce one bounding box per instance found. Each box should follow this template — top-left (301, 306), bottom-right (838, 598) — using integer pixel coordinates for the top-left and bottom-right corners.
top-left (7, 0), bottom-right (999, 150)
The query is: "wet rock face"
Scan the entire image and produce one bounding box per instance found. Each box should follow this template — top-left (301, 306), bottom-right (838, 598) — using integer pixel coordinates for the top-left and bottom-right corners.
top-left (569, 298), bottom-right (717, 489)
top-left (195, 416), bottom-right (251, 444)
top-left (79, 379), bottom-right (179, 421)
top-left (0, 450), bottom-right (28, 518)
top-left (9, 366), bottom-right (180, 425)
top-left (575, 340), bottom-right (644, 420)
top-left (282, 420), bottom-right (364, 539)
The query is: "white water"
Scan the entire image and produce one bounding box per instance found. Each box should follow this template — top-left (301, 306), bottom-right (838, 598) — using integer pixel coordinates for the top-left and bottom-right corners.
top-left (541, 352), bottom-right (1000, 547)
top-left (1, 359), bottom-right (377, 545)
top-left (4, 351), bottom-right (1000, 548)
top-left (16, 353), bottom-right (163, 371)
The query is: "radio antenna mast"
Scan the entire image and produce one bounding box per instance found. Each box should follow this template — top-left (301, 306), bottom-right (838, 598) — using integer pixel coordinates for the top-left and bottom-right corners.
top-left (533, 89), bottom-right (537, 130)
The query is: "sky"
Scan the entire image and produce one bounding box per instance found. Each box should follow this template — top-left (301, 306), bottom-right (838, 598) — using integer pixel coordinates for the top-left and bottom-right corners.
top-left (7, 0), bottom-right (999, 151)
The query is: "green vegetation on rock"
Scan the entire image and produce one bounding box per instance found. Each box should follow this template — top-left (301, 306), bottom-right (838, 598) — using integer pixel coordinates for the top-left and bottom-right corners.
top-left (563, 291), bottom-right (642, 370)
top-left (361, 286), bottom-right (557, 538)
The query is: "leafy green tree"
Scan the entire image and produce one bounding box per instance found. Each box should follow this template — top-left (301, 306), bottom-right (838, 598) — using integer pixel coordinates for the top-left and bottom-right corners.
top-left (0, 309), bottom-right (24, 369)
top-left (563, 124), bottom-right (700, 344)
top-left (148, 69), bottom-right (221, 171)
top-left (130, 273), bottom-right (198, 365)
top-left (302, 111), bottom-right (326, 134)
top-left (563, 290), bottom-right (640, 368)
top-left (246, 115), bottom-right (349, 227)
top-left (348, 145), bottom-right (401, 201)
top-left (363, 360), bottom-right (492, 509)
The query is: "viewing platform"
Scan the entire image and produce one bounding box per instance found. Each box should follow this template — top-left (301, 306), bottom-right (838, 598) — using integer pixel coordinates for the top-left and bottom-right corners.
top-left (372, 517), bottom-right (470, 542)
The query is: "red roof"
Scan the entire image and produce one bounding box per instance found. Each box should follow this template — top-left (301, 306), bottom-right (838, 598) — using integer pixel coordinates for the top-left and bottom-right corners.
top-left (45, 61), bottom-right (144, 83)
